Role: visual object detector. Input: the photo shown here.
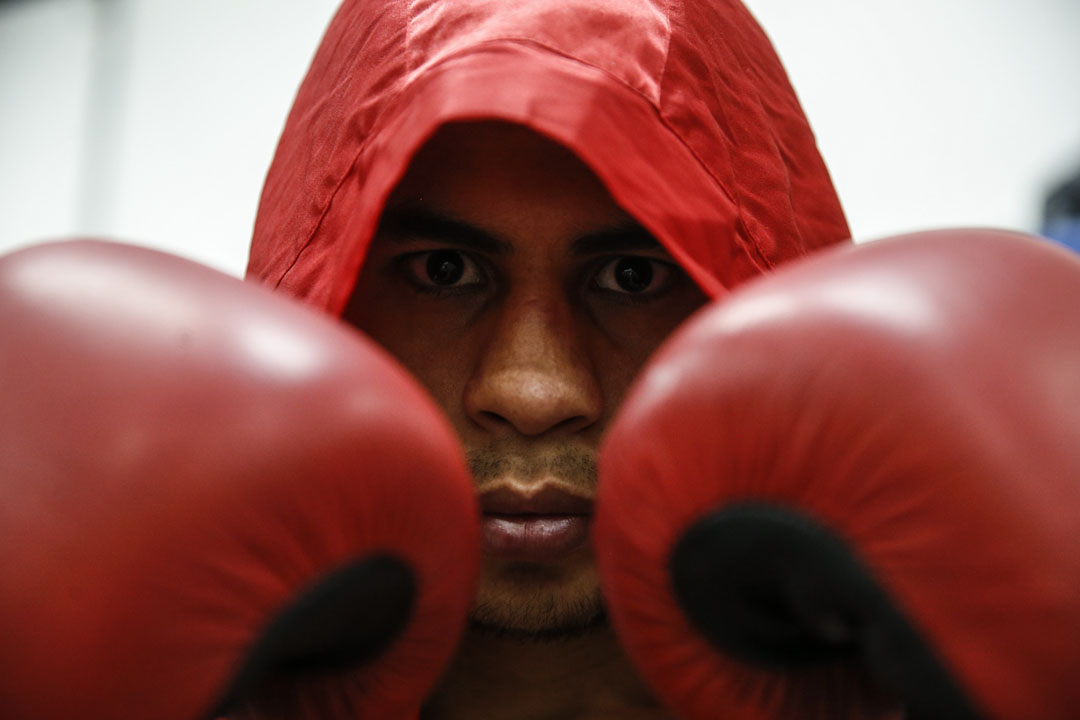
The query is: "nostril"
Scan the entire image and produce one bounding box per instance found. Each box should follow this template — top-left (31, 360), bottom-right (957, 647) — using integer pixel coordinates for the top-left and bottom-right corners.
top-left (477, 409), bottom-right (511, 428)
top-left (473, 408), bottom-right (590, 437)
top-left (550, 414), bottom-right (590, 433)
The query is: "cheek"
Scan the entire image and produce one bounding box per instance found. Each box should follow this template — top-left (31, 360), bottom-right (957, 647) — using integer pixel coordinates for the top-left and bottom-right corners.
top-left (345, 286), bottom-right (475, 424)
top-left (368, 324), bottom-right (474, 429)
top-left (582, 328), bottom-right (659, 428)
top-left (403, 336), bottom-right (468, 409)
top-left (596, 356), bottom-right (641, 427)
top-left (588, 296), bottom-right (708, 415)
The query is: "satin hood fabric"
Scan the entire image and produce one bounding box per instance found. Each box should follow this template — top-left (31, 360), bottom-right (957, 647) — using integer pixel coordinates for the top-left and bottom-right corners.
top-left (246, 0), bottom-right (850, 309)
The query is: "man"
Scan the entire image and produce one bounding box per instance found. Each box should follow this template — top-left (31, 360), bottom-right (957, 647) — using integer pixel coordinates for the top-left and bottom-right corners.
top-left (347, 120), bottom-right (707, 718)
top-left (246, 0), bottom-right (850, 716)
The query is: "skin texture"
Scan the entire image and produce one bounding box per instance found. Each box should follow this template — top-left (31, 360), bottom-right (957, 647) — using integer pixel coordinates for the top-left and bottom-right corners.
top-left (345, 121), bottom-right (706, 718)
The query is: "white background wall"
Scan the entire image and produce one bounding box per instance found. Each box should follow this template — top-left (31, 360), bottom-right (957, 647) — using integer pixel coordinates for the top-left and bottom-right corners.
top-left (2, 0), bottom-right (1078, 277)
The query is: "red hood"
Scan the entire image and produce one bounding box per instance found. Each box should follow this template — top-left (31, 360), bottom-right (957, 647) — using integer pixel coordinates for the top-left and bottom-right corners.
top-left (246, 0), bottom-right (850, 310)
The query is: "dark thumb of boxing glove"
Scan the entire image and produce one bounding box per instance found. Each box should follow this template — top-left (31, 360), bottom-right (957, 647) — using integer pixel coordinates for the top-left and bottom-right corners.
top-left (594, 229), bottom-right (1080, 720)
top-left (0, 240), bottom-right (479, 720)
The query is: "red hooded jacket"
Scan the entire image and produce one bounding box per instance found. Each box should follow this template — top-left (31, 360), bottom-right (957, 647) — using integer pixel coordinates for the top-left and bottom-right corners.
top-left (246, 0), bottom-right (850, 310)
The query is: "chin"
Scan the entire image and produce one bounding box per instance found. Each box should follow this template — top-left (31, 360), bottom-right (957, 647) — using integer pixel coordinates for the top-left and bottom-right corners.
top-left (470, 556), bottom-right (606, 639)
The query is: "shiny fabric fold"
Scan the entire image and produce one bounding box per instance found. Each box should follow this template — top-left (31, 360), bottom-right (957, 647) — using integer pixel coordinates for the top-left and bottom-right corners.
top-left (247, 0), bottom-right (850, 310)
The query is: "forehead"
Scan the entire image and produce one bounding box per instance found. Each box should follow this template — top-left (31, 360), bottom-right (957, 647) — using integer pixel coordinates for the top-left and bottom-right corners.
top-left (382, 121), bottom-right (636, 249)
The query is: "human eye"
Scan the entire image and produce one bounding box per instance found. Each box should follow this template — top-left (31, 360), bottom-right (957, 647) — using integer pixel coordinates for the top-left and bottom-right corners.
top-left (592, 256), bottom-right (677, 301)
top-left (398, 249), bottom-right (486, 294)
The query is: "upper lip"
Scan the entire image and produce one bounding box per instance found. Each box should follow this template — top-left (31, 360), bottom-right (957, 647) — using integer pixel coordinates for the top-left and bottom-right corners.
top-left (479, 485), bottom-right (593, 516)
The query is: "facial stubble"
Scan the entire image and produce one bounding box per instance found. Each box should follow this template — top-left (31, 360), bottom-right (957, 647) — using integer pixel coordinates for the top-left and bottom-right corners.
top-left (467, 441), bottom-right (608, 640)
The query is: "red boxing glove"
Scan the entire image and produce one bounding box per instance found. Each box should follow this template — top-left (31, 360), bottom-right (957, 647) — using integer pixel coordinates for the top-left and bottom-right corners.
top-left (594, 229), bottom-right (1080, 719)
top-left (0, 241), bottom-right (479, 720)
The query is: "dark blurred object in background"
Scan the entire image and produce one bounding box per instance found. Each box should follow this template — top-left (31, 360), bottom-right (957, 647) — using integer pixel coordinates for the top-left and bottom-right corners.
top-left (1042, 166), bottom-right (1080, 252)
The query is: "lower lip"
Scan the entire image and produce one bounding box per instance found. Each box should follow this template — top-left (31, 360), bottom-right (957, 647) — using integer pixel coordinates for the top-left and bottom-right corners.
top-left (481, 514), bottom-right (590, 561)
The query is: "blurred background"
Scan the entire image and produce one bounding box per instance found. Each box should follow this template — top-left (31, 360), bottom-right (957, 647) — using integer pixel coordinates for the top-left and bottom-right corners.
top-left (2, 0), bottom-right (1079, 277)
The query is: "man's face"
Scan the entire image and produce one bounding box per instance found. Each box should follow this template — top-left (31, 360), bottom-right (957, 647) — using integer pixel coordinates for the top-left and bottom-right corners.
top-left (346, 122), bottom-right (706, 636)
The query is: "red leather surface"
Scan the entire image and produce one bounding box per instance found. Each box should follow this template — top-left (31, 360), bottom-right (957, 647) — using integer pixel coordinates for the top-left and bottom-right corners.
top-left (0, 240), bottom-right (479, 720)
top-left (596, 229), bottom-right (1080, 719)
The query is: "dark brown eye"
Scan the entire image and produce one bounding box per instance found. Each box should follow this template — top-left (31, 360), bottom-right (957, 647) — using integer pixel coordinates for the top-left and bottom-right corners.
top-left (402, 250), bottom-right (483, 291)
top-left (595, 256), bottom-right (671, 295)
top-left (615, 257), bottom-right (652, 292)
top-left (426, 251), bottom-right (465, 285)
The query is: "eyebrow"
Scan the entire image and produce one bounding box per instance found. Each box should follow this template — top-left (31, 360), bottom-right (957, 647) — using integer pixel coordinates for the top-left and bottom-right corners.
top-left (570, 223), bottom-right (663, 255)
top-left (377, 206), bottom-right (664, 256)
top-left (376, 207), bottom-right (513, 254)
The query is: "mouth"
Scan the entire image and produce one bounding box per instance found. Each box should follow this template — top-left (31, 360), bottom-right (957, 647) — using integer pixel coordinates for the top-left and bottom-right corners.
top-left (479, 485), bottom-right (593, 562)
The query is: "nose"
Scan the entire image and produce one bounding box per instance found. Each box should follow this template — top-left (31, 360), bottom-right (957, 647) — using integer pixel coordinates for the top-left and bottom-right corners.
top-left (464, 296), bottom-right (602, 437)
